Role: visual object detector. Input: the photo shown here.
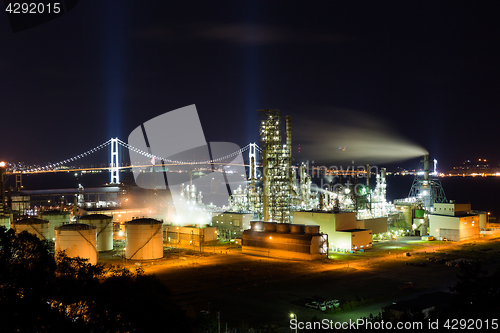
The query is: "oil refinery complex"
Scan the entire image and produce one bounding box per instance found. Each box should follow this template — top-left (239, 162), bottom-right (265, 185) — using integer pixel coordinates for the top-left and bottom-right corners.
top-left (0, 109), bottom-right (495, 263)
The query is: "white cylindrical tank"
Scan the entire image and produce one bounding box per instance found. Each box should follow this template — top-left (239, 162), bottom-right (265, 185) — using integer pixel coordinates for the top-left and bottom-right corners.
top-left (12, 217), bottom-right (49, 241)
top-left (39, 210), bottom-right (71, 241)
top-left (125, 218), bottom-right (163, 260)
top-left (55, 223), bottom-right (97, 265)
top-left (0, 215), bottom-right (10, 230)
top-left (79, 214), bottom-right (114, 251)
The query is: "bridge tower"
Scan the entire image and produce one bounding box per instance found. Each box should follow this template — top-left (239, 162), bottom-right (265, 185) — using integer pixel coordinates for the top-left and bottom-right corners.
top-left (249, 143), bottom-right (257, 182)
top-left (110, 138), bottom-right (120, 184)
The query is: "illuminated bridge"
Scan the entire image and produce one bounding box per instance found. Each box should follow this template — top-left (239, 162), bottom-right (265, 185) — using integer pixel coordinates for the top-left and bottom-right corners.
top-left (4, 138), bottom-right (263, 184)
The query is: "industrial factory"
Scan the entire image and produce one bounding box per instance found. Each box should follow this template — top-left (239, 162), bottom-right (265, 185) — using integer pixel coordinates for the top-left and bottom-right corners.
top-left (0, 108), bottom-right (493, 263)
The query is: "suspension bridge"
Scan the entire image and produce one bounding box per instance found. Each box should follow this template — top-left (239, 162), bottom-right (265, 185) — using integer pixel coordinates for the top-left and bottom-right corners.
top-left (4, 138), bottom-right (262, 184)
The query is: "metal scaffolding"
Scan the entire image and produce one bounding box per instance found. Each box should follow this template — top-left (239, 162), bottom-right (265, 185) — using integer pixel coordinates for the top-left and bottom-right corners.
top-left (258, 109), bottom-right (292, 223)
top-left (408, 154), bottom-right (447, 213)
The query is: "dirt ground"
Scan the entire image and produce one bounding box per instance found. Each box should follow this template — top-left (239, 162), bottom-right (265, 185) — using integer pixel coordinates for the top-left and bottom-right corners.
top-left (101, 236), bottom-right (500, 330)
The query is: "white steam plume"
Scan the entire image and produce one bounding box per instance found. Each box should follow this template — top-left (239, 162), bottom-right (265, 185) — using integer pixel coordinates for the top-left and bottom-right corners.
top-left (294, 107), bottom-right (428, 164)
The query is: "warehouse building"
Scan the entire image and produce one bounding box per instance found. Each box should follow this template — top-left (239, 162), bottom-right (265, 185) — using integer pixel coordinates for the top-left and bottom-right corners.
top-left (211, 212), bottom-right (253, 239)
top-left (429, 203), bottom-right (480, 241)
top-left (292, 211), bottom-right (379, 252)
top-left (164, 225), bottom-right (218, 248)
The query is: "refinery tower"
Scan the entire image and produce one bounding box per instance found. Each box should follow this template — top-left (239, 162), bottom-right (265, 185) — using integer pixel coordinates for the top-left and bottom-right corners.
top-left (258, 109), bottom-right (293, 223)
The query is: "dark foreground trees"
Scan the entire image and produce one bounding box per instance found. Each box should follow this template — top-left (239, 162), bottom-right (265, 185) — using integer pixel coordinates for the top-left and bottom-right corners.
top-left (0, 226), bottom-right (190, 332)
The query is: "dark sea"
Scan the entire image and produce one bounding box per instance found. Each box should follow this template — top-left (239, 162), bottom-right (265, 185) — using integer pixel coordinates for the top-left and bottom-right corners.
top-left (7, 171), bottom-right (500, 220)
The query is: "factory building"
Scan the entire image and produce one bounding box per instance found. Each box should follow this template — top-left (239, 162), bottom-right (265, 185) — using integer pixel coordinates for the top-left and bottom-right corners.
top-left (211, 212), bottom-right (253, 239)
top-left (242, 221), bottom-right (328, 260)
top-left (429, 203), bottom-right (480, 241)
top-left (164, 225), bottom-right (218, 248)
top-left (393, 202), bottom-right (416, 228)
top-left (433, 203), bottom-right (471, 216)
top-left (0, 215), bottom-right (11, 229)
top-left (75, 207), bottom-right (154, 223)
top-left (472, 210), bottom-right (488, 229)
top-left (11, 186), bottom-right (122, 215)
top-left (332, 229), bottom-right (373, 252)
top-left (292, 211), bottom-right (381, 252)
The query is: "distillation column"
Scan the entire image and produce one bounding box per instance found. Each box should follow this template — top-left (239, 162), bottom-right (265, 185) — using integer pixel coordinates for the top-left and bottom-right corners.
top-left (258, 109), bottom-right (292, 223)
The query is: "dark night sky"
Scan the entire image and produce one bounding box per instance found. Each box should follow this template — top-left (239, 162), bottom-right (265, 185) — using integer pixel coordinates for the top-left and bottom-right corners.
top-left (1, 1), bottom-right (499, 170)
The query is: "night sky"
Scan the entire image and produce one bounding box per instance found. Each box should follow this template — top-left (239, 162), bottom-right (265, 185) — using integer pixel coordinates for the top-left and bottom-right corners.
top-left (1, 1), bottom-right (499, 170)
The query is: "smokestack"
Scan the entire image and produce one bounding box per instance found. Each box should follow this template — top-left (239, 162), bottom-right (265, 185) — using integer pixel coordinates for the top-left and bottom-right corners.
top-left (250, 156), bottom-right (256, 194)
top-left (0, 162), bottom-right (5, 214)
top-left (366, 164), bottom-right (370, 187)
top-left (263, 149), bottom-right (269, 222)
top-left (423, 154), bottom-right (430, 180)
top-left (286, 115), bottom-right (292, 156)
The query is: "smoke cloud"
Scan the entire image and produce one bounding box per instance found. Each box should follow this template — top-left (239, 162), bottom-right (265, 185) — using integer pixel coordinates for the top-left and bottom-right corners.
top-left (294, 107), bottom-right (428, 165)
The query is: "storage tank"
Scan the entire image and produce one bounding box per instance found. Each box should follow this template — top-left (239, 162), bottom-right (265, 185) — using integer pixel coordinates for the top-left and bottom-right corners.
top-left (290, 224), bottom-right (305, 234)
top-left (250, 221), bottom-right (264, 231)
top-left (55, 223), bottom-right (97, 265)
top-left (79, 214), bottom-right (113, 251)
top-left (276, 223), bottom-right (290, 233)
top-left (12, 217), bottom-right (49, 240)
top-left (39, 210), bottom-right (71, 241)
top-left (263, 222), bottom-right (277, 232)
top-left (0, 215), bottom-right (10, 230)
top-left (304, 225), bottom-right (320, 235)
top-left (125, 218), bottom-right (163, 260)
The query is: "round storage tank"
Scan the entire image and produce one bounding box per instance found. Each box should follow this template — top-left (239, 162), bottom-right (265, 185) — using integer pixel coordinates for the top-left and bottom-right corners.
top-left (250, 221), bottom-right (264, 231)
top-left (276, 223), bottom-right (290, 233)
top-left (79, 214), bottom-right (114, 252)
top-left (290, 224), bottom-right (305, 234)
top-left (55, 223), bottom-right (97, 265)
top-left (304, 225), bottom-right (320, 235)
top-left (125, 218), bottom-right (163, 260)
top-left (263, 222), bottom-right (277, 232)
top-left (39, 210), bottom-right (71, 241)
top-left (12, 217), bottom-right (49, 240)
top-left (0, 215), bottom-right (10, 230)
